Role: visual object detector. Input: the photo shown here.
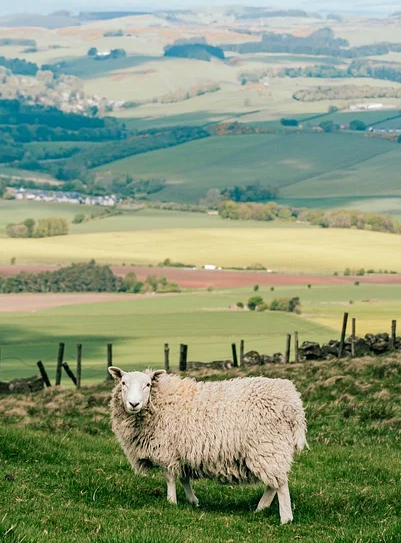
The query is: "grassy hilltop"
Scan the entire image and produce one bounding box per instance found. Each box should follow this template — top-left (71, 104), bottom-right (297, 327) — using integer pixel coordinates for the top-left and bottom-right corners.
top-left (1, 355), bottom-right (401, 542)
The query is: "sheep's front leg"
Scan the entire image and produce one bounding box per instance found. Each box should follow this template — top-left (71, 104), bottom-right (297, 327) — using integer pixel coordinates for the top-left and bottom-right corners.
top-left (180, 476), bottom-right (199, 506)
top-left (166, 472), bottom-right (177, 504)
top-left (256, 487), bottom-right (276, 512)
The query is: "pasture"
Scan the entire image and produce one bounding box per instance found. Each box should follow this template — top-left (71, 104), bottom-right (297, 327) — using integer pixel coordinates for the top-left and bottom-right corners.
top-left (2, 225), bottom-right (401, 273)
top-left (1, 355), bottom-right (401, 542)
top-left (96, 132), bottom-right (400, 204)
top-left (1, 283), bottom-right (401, 384)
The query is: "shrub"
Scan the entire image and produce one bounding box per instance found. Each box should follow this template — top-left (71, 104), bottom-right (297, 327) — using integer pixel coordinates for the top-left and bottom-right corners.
top-left (10, 257), bottom-right (16, 265)
top-left (236, 302), bottom-right (244, 308)
top-left (344, 268), bottom-right (351, 276)
top-left (248, 295), bottom-right (264, 311)
top-left (270, 286), bottom-right (275, 291)
top-left (269, 296), bottom-right (301, 313)
top-left (72, 213), bottom-right (86, 224)
top-left (354, 281), bottom-right (360, 286)
top-left (356, 268), bottom-right (365, 276)
top-left (307, 284), bottom-right (312, 289)
top-left (253, 284), bottom-right (259, 292)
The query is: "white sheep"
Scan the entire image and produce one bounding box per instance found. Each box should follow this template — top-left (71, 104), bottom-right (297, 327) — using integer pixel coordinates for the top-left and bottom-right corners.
top-left (108, 367), bottom-right (307, 524)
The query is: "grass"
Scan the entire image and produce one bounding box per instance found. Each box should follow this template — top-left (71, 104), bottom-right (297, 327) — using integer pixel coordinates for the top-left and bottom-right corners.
top-left (1, 355), bottom-right (401, 542)
top-left (0, 201), bottom-right (98, 237)
top-left (96, 132), bottom-right (398, 203)
top-left (3, 225), bottom-right (401, 272)
top-left (0, 289), bottom-right (334, 382)
top-left (1, 283), bottom-right (401, 384)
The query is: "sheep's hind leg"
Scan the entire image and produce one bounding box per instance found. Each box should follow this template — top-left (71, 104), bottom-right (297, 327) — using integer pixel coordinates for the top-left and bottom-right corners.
top-left (180, 476), bottom-right (199, 506)
top-left (256, 487), bottom-right (276, 512)
top-left (277, 481), bottom-right (293, 524)
top-left (166, 472), bottom-right (177, 504)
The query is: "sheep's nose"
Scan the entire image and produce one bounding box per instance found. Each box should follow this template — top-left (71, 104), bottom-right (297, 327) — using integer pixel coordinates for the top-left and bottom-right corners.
top-left (129, 401), bottom-right (140, 409)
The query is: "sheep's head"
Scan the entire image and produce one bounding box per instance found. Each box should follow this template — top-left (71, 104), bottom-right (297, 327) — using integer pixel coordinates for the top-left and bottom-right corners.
top-left (108, 367), bottom-right (166, 414)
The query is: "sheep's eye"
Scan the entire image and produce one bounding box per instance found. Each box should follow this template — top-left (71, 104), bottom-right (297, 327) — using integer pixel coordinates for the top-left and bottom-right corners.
top-left (146, 383), bottom-right (151, 388)
top-left (122, 381), bottom-right (127, 387)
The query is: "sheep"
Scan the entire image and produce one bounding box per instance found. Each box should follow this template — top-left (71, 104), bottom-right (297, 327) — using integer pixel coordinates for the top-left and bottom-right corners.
top-left (108, 367), bottom-right (307, 524)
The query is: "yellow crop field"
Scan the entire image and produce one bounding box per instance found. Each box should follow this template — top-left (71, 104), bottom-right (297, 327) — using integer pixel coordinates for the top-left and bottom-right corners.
top-left (1, 227), bottom-right (401, 273)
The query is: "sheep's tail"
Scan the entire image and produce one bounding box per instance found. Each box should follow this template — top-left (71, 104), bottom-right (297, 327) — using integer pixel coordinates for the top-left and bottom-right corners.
top-left (294, 421), bottom-right (309, 453)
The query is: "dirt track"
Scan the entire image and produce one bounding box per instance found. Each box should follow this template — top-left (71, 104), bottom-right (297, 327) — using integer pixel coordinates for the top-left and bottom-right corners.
top-left (1, 264), bottom-right (401, 289)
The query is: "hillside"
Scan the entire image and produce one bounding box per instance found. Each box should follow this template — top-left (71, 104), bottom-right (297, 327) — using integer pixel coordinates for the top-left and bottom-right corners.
top-left (97, 132), bottom-right (401, 208)
top-left (1, 355), bottom-right (400, 542)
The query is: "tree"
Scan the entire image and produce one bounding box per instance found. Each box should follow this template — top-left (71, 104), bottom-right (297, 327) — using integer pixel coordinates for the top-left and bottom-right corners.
top-left (88, 47), bottom-right (98, 57)
top-left (248, 295), bottom-right (264, 311)
top-left (319, 120), bottom-right (340, 133)
top-left (280, 118), bottom-right (299, 127)
top-left (349, 119), bottom-right (367, 131)
top-left (23, 218), bottom-right (35, 237)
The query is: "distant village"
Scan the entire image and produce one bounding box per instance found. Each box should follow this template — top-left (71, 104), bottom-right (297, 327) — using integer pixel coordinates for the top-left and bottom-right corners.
top-left (11, 187), bottom-right (121, 207)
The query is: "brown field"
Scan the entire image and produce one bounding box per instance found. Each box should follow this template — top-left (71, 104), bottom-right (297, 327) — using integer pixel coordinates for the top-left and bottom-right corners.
top-left (1, 265), bottom-right (401, 289)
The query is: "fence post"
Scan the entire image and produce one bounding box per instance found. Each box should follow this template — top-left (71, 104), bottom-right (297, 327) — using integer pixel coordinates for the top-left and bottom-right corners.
top-left (62, 362), bottom-right (77, 386)
top-left (390, 320), bottom-right (397, 350)
top-left (179, 344), bottom-right (187, 371)
top-left (76, 344), bottom-right (82, 389)
top-left (231, 343), bottom-right (238, 368)
top-left (164, 343), bottom-right (170, 373)
top-left (55, 342), bottom-right (65, 386)
top-left (285, 333), bottom-right (291, 364)
top-left (37, 361), bottom-right (51, 387)
top-left (294, 332), bottom-right (299, 363)
top-left (351, 318), bottom-right (356, 357)
top-left (107, 343), bottom-right (113, 380)
top-left (240, 339), bottom-right (245, 367)
top-left (338, 312), bottom-right (349, 358)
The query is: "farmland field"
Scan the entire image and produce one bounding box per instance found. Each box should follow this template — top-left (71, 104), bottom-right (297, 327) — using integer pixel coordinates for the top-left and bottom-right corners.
top-left (3, 226), bottom-right (401, 273)
top-left (1, 283), bottom-right (400, 383)
top-left (96, 132), bottom-right (400, 204)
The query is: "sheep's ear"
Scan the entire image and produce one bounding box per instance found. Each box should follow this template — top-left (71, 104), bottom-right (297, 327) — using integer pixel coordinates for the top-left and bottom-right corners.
top-left (108, 366), bottom-right (126, 380)
top-left (145, 369), bottom-right (166, 381)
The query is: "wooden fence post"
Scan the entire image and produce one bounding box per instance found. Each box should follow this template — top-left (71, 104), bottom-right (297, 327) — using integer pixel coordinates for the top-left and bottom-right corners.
top-left (231, 343), bottom-right (238, 368)
top-left (285, 334), bottom-right (291, 364)
top-left (179, 344), bottom-right (187, 371)
top-left (390, 320), bottom-right (397, 349)
top-left (294, 332), bottom-right (299, 363)
top-left (37, 361), bottom-right (51, 387)
top-left (351, 318), bottom-right (356, 357)
top-left (107, 343), bottom-right (113, 380)
top-left (76, 344), bottom-right (82, 389)
top-left (164, 343), bottom-right (170, 373)
top-left (240, 339), bottom-right (245, 367)
top-left (55, 342), bottom-right (65, 386)
top-left (62, 362), bottom-right (77, 386)
top-left (338, 312), bottom-right (349, 358)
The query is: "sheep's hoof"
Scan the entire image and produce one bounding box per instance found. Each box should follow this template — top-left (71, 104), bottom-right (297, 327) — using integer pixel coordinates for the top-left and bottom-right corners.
top-left (280, 516), bottom-right (293, 525)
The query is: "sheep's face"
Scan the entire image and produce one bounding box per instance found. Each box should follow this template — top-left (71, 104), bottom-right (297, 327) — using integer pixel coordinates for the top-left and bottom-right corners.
top-left (109, 367), bottom-right (165, 414)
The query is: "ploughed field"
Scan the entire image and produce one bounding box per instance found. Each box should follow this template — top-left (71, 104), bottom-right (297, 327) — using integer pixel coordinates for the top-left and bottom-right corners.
top-left (1, 356), bottom-right (400, 543)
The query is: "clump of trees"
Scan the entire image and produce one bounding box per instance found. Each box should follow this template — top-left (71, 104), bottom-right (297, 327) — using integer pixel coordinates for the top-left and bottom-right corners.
top-left (221, 183), bottom-right (279, 203)
top-left (164, 40), bottom-right (225, 61)
top-left (0, 261), bottom-right (181, 294)
top-left (6, 217), bottom-right (69, 238)
top-left (219, 200), bottom-right (294, 221)
top-left (246, 295), bottom-right (301, 313)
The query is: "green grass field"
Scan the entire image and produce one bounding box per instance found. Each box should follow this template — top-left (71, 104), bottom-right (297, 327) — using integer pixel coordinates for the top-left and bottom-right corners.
top-left (1, 355), bottom-right (401, 542)
top-left (1, 284), bottom-right (400, 384)
top-left (96, 132), bottom-right (400, 204)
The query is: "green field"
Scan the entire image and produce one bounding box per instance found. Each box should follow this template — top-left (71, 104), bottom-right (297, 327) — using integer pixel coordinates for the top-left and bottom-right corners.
top-left (1, 355), bottom-right (401, 542)
top-left (0, 201), bottom-right (99, 237)
top-left (96, 132), bottom-right (400, 204)
top-left (1, 284), bottom-right (401, 384)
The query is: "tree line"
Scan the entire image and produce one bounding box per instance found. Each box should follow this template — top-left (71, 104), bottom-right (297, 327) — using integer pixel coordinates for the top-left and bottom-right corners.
top-left (219, 200), bottom-right (401, 234)
top-left (0, 261), bottom-right (180, 294)
top-left (6, 217), bottom-right (69, 238)
top-left (224, 27), bottom-right (401, 60)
